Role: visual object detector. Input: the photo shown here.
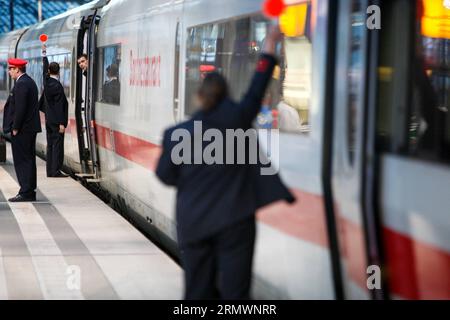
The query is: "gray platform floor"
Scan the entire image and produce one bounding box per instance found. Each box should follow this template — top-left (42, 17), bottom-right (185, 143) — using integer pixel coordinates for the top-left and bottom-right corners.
top-left (0, 144), bottom-right (182, 300)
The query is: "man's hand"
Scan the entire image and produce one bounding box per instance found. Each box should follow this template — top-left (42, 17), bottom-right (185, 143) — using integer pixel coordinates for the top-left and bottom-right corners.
top-left (12, 130), bottom-right (18, 136)
top-left (42, 44), bottom-right (47, 56)
top-left (59, 125), bottom-right (65, 134)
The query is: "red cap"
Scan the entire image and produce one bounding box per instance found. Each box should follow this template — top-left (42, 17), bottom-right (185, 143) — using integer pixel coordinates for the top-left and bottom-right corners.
top-left (8, 58), bottom-right (28, 68)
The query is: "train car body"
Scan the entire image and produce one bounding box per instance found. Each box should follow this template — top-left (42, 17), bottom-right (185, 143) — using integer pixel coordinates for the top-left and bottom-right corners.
top-left (0, 0), bottom-right (449, 300)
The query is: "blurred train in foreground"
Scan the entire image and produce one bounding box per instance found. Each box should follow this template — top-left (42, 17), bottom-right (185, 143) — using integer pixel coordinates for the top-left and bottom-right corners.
top-left (0, 0), bottom-right (449, 299)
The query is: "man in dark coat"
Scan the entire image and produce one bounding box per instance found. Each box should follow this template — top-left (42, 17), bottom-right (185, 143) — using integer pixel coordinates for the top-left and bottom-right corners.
top-left (39, 45), bottom-right (69, 178)
top-left (2, 58), bottom-right (42, 202)
top-left (102, 63), bottom-right (120, 105)
top-left (156, 25), bottom-right (295, 300)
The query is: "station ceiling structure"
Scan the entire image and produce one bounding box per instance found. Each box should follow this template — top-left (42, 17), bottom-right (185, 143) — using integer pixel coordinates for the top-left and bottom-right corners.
top-left (0, 0), bottom-right (91, 33)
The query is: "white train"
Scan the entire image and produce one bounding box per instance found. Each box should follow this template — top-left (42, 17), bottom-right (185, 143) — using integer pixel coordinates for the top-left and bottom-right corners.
top-left (0, 0), bottom-right (449, 299)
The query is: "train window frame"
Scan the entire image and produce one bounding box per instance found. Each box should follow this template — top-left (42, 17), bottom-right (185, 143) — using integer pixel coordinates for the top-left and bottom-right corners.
top-left (184, 6), bottom-right (313, 135)
top-left (376, 0), bottom-right (450, 164)
top-left (96, 44), bottom-right (122, 106)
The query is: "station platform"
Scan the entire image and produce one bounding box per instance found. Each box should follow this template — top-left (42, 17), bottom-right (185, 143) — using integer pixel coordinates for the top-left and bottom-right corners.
top-left (0, 143), bottom-right (182, 300)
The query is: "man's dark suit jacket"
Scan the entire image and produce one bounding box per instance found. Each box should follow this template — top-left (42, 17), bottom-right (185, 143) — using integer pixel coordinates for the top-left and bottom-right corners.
top-left (156, 54), bottom-right (296, 246)
top-left (3, 73), bottom-right (41, 134)
top-left (102, 78), bottom-right (120, 105)
top-left (38, 57), bottom-right (69, 127)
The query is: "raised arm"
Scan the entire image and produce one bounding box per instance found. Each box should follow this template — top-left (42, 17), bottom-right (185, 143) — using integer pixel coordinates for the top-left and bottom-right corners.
top-left (42, 44), bottom-right (49, 83)
top-left (238, 24), bottom-right (283, 126)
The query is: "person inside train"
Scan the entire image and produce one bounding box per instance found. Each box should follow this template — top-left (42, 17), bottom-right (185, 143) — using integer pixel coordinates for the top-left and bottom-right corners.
top-left (39, 44), bottom-right (69, 178)
top-left (156, 24), bottom-right (296, 300)
top-left (2, 58), bottom-right (42, 202)
top-left (102, 63), bottom-right (120, 105)
top-left (411, 38), bottom-right (447, 161)
top-left (77, 54), bottom-right (89, 77)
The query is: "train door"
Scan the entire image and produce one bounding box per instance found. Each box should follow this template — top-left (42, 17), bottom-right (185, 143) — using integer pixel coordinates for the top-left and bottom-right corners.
top-left (331, 0), bottom-right (386, 299)
top-left (75, 13), bottom-right (101, 179)
top-left (375, 0), bottom-right (450, 300)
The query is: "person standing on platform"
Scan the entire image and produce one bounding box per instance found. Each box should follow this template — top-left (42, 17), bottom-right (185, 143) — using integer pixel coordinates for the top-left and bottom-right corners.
top-left (39, 44), bottom-right (69, 178)
top-left (2, 58), bottom-right (42, 202)
top-left (156, 24), bottom-right (295, 300)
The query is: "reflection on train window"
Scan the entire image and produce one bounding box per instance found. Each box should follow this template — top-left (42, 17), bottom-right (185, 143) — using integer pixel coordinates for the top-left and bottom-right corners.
top-left (347, 0), bottom-right (366, 165)
top-left (97, 45), bottom-right (121, 105)
top-left (185, 2), bottom-right (313, 134)
top-left (0, 62), bottom-right (6, 91)
top-left (377, 0), bottom-right (450, 163)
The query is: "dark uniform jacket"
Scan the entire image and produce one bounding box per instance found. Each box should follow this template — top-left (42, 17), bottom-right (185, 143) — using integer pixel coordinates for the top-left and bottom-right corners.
top-left (38, 57), bottom-right (69, 127)
top-left (102, 78), bottom-right (120, 104)
top-left (3, 73), bottom-right (41, 134)
top-left (156, 54), bottom-right (296, 246)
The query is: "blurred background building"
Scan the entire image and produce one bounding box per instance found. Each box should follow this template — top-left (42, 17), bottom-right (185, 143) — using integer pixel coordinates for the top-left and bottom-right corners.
top-left (0, 0), bottom-right (92, 33)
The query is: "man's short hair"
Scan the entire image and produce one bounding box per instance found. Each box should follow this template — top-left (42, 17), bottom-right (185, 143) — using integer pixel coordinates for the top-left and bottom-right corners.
top-left (107, 64), bottom-right (119, 77)
top-left (49, 62), bottom-right (60, 75)
top-left (78, 53), bottom-right (88, 60)
top-left (18, 66), bottom-right (26, 73)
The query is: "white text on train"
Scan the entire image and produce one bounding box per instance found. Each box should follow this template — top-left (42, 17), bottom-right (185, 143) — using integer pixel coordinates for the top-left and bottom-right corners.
top-left (170, 121), bottom-right (279, 176)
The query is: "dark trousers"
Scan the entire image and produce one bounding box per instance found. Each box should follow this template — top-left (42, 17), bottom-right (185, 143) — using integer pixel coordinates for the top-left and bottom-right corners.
top-left (46, 124), bottom-right (64, 176)
top-left (11, 132), bottom-right (37, 197)
top-left (180, 216), bottom-right (256, 300)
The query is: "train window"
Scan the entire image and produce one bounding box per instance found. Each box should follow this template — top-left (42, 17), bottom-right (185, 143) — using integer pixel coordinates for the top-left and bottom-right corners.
top-left (59, 54), bottom-right (71, 97)
top-left (50, 54), bottom-right (71, 97)
top-left (185, 3), bottom-right (313, 134)
top-left (0, 62), bottom-right (6, 91)
top-left (377, 0), bottom-right (450, 163)
top-left (27, 58), bottom-right (44, 94)
top-left (97, 45), bottom-right (121, 105)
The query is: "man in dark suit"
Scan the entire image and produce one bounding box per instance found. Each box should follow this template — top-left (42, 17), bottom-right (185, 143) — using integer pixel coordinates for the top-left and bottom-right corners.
top-left (2, 58), bottom-right (42, 202)
top-left (156, 25), bottom-right (295, 300)
top-left (39, 45), bottom-right (69, 178)
top-left (102, 63), bottom-right (120, 104)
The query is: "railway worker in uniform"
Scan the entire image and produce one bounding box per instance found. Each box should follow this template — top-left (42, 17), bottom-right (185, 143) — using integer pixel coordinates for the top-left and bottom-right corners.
top-left (156, 24), bottom-right (295, 300)
top-left (77, 53), bottom-right (89, 77)
top-left (39, 44), bottom-right (69, 178)
top-left (2, 58), bottom-right (42, 202)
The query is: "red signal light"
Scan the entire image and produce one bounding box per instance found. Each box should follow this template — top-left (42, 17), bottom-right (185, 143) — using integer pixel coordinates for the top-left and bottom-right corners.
top-left (39, 34), bottom-right (48, 43)
top-left (263, 0), bottom-right (286, 18)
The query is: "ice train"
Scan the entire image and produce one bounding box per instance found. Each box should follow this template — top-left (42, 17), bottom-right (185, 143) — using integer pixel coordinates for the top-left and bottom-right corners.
top-left (0, 0), bottom-right (449, 299)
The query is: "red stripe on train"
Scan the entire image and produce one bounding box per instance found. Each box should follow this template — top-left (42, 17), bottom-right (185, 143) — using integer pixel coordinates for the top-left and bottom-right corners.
top-left (257, 190), bottom-right (329, 248)
top-left (335, 211), bottom-right (369, 292)
top-left (39, 113), bottom-right (78, 138)
top-left (96, 123), bottom-right (162, 171)
top-left (90, 120), bottom-right (450, 300)
top-left (114, 130), bottom-right (162, 172)
top-left (384, 228), bottom-right (450, 300)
